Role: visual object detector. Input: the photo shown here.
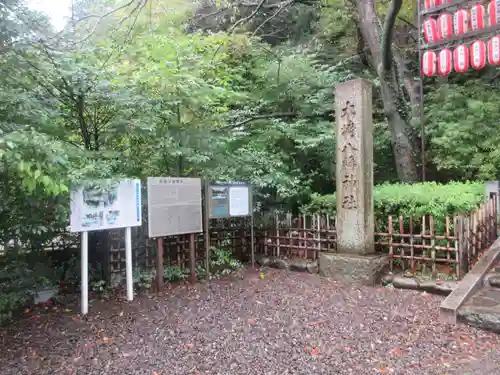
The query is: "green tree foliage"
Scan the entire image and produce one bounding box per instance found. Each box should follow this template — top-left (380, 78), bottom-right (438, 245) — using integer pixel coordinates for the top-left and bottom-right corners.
top-left (0, 0), bottom-right (497, 244)
top-left (426, 79), bottom-right (500, 180)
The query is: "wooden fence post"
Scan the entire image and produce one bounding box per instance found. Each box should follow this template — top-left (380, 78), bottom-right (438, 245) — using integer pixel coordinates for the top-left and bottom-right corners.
top-left (189, 233), bottom-right (196, 283)
top-left (275, 212), bottom-right (280, 257)
top-left (456, 215), bottom-right (468, 278)
top-left (316, 214), bottom-right (321, 259)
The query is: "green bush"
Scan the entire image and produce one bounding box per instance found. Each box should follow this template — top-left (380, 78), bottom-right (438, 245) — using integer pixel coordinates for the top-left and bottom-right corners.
top-left (302, 181), bottom-right (485, 233)
top-left (163, 265), bottom-right (188, 282)
top-left (0, 259), bottom-right (36, 325)
top-left (210, 248), bottom-right (243, 275)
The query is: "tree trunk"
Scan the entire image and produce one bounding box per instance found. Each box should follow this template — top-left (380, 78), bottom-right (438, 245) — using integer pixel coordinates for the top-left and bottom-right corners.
top-left (355, 0), bottom-right (419, 182)
top-left (392, 47), bottom-right (420, 123)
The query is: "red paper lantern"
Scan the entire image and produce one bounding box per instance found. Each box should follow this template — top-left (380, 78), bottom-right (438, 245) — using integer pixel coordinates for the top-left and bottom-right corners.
top-left (423, 0), bottom-right (451, 10)
top-left (424, 0), bottom-right (436, 9)
top-left (437, 13), bottom-right (453, 39)
top-left (453, 44), bottom-right (469, 72)
top-left (489, 0), bottom-right (500, 26)
top-left (488, 35), bottom-right (500, 65)
top-left (423, 18), bottom-right (439, 44)
top-left (470, 4), bottom-right (486, 30)
top-left (470, 40), bottom-right (486, 70)
top-left (454, 9), bottom-right (469, 35)
top-left (422, 51), bottom-right (437, 76)
top-left (437, 48), bottom-right (453, 76)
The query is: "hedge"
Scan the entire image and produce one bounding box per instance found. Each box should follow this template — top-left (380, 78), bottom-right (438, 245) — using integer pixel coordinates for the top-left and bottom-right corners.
top-left (301, 181), bottom-right (485, 233)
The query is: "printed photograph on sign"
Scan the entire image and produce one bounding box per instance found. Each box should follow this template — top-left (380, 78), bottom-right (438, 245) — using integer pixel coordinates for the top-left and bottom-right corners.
top-left (211, 187), bottom-right (229, 217)
top-left (70, 179), bottom-right (142, 232)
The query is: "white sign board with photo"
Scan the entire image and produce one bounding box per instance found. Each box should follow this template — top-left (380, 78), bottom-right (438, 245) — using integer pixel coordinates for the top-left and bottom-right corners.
top-left (70, 179), bottom-right (142, 233)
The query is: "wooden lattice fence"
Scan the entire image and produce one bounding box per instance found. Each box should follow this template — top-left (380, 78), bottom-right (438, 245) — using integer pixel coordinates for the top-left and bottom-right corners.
top-left (1, 197), bottom-right (497, 281)
top-left (255, 196), bottom-right (498, 279)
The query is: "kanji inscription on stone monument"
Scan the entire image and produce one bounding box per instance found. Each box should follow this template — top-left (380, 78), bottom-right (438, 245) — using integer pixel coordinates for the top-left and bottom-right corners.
top-left (339, 100), bottom-right (359, 210)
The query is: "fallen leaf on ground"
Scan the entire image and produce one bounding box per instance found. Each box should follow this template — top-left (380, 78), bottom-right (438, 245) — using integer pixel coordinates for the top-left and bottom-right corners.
top-left (389, 348), bottom-right (403, 356)
top-left (375, 368), bottom-right (393, 374)
top-left (102, 337), bottom-right (113, 343)
top-left (459, 335), bottom-right (474, 346)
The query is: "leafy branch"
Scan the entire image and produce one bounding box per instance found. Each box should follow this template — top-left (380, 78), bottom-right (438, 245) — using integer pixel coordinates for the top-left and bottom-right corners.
top-left (215, 110), bottom-right (333, 132)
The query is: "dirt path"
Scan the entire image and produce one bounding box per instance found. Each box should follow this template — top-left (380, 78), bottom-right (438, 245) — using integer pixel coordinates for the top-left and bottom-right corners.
top-left (1, 268), bottom-right (499, 375)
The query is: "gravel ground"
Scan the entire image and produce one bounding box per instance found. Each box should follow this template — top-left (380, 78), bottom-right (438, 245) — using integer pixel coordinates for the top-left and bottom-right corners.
top-left (1, 267), bottom-right (500, 375)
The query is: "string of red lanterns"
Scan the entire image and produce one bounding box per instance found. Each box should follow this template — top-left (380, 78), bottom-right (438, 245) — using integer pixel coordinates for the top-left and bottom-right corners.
top-left (422, 36), bottom-right (500, 76)
top-left (423, 0), bottom-right (499, 13)
top-left (421, 1), bottom-right (500, 76)
top-left (422, 2), bottom-right (500, 44)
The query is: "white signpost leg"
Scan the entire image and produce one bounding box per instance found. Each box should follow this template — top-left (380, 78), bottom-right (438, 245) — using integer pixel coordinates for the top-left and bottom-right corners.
top-left (81, 231), bottom-right (89, 315)
top-left (125, 226), bottom-right (133, 301)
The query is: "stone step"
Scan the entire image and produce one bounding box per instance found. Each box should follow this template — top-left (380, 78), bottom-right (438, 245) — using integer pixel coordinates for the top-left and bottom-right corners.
top-left (488, 276), bottom-right (500, 288)
top-left (458, 286), bottom-right (500, 333)
top-left (483, 261), bottom-right (500, 288)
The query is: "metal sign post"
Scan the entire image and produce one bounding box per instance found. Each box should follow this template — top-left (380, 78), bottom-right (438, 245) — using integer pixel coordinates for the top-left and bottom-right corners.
top-left (81, 231), bottom-right (88, 315)
top-left (125, 226), bottom-right (133, 301)
top-left (204, 181), bottom-right (211, 275)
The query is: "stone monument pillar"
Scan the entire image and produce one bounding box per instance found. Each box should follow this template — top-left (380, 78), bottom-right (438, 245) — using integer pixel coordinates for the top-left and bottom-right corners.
top-left (318, 78), bottom-right (387, 285)
top-left (335, 78), bottom-right (374, 254)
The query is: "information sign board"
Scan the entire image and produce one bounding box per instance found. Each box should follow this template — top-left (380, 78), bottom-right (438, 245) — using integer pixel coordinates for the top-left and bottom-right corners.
top-left (147, 177), bottom-right (203, 238)
top-left (70, 179), bottom-right (142, 233)
top-left (208, 181), bottom-right (252, 218)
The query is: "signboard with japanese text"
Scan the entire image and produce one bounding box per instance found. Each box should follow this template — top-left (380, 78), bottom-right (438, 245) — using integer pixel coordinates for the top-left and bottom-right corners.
top-left (70, 179), bottom-right (142, 232)
top-left (147, 177), bottom-right (203, 238)
top-left (208, 181), bottom-right (252, 218)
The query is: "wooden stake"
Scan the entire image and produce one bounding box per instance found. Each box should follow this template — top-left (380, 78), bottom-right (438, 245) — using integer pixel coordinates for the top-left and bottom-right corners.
top-left (276, 212), bottom-right (280, 257)
top-left (409, 216), bottom-right (414, 272)
top-left (156, 237), bottom-right (164, 293)
top-left (430, 216), bottom-right (436, 277)
top-left (388, 215), bottom-right (393, 271)
top-left (189, 233), bottom-right (197, 283)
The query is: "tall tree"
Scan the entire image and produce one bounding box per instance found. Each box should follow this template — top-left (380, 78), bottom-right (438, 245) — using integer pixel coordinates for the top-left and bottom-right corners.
top-left (355, 0), bottom-right (419, 182)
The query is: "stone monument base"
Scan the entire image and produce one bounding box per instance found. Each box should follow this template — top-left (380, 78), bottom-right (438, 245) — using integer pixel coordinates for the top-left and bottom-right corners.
top-left (318, 253), bottom-right (389, 286)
